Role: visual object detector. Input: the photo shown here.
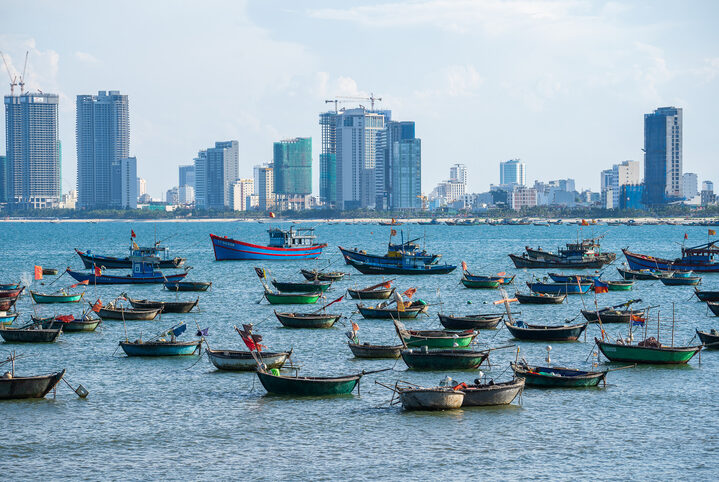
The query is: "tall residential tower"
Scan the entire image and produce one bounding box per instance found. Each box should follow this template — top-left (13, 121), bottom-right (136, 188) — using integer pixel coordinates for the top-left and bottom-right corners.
top-left (644, 106), bottom-right (682, 204)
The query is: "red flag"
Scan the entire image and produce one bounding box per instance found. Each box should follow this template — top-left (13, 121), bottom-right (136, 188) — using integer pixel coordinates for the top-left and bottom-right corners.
top-left (34, 265), bottom-right (43, 280)
top-left (56, 315), bottom-right (74, 323)
top-left (403, 287), bottom-right (417, 299)
top-left (710, 229), bottom-right (716, 236)
top-left (94, 265), bottom-right (102, 277)
top-left (269, 212), bottom-right (276, 218)
top-left (92, 299), bottom-right (103, 313)
top-left (390, 229), bottom-right (397, 237)
top-left (684, 233), bottom-right (688, 240)
top-left (381, 281), bottom-right (392, 289)
top-left (70, 280), bottom-right (90, 289)
top-left (461, 261), bottom-right (468, 272)
top-left (131, 229), bottom-right (136, 238)
top-left (581, 219), bottom-right (589, 226)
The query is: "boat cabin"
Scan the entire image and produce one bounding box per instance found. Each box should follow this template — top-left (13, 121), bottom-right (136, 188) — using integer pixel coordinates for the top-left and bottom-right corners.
top-left (267, 227), bottom-right (318, 248)
top-left (130, 251), bottom-right (163, 278)
top-left (681, 242), bottom-right (719, 265)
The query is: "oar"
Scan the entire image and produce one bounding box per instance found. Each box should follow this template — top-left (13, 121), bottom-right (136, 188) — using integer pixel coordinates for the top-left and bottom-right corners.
top-left (604, 364), bottom-right (636, 373)
top-left (361, 368), bottom-right (392, 376)
top-left (479, 344), bottom-right (516, 353)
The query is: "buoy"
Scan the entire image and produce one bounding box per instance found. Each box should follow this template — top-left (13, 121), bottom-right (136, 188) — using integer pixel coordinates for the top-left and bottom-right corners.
top-left (2, 372), bottom-right (12, 379)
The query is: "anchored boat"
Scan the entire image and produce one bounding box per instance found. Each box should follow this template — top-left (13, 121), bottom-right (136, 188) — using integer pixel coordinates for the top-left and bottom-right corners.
top-left (211, 227), bottom-right (326, 261)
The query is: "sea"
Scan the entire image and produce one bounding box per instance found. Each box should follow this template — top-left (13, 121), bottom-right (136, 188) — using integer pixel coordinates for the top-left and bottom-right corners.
top-left (2, 221), bottom-right (718, 480)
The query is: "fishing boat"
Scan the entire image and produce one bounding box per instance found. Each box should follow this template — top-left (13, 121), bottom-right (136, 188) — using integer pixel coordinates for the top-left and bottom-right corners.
top-left (437, 313), bottom-right (503, 330)
top-left (694, 288), bottom-right (719, 302)
top-left (357, 300), bottom-right (426, 319)
top-left (400, 347), bottom-right (489, 370)
top-left (263, 291), bottom-right (322, 305)
top-left (659, 274), bottom-right (702, 286)
top-left (617, 267), bottom-right (668, 280)
top-left (163, 281), bottom-right (212, 292)
top-left (300, 268), bottom-right (347, 281)
top-left (396, 387), bottom-right (465, 411)
top-left (347, 342), bottom-right (402, 359)
top-left (394, 320), bottom-right (477, 349)
top-left (696, 329), bottom-right (719, 348)
top-left (35, 314), bottom-right (101, 332)
top-left (271, 279), bottom-right (331, 293)
top-left (463, 270), bottom-right (515, 285)
top-left (514, 291), bottom-right (566, 304)
top-left (274, 310), bottom-right (341, 328)
top-left (346, 257), bottom-right (456, 275)
top-left (623, 242), bottom-right (719, 273)
top-left (0, 368), bottom-right (65, 400)
top-left (67, 253), bottom-right (188, 285)
top-left (256, 369), bottom-right (362, 396)
top-left (706, 302), bottom-right (719, 316)
top-left (41, 268), bottom-right (58, 275)
top-left (97, 301), bottom-right (162, 321)
top-left (595, 337), bottom-right (702, 364)
top-left (206, 348), bottom-right (291, 371)
top-left (509, 253), bottom-right (607, 269)
top-left (75, 245), bottom-right (185, 269)
top-left (460, 277), bottom-right (500, 289)
top-left (210, 227), bottom-right (326, 261)
top-left (30, 291), bottom-right (84, 304)
top-left (339, 233), bottom-right (441, 267)
top-left (608, 280), bottom-right (634, 291)
top-left (125, 295), bottom-right (199, 313)
top-left (0, 286), bottom-right (24, 298)
top-left (347, 280), bottom-right (395, 300)
top-left (511, 362), bottom-right (607, 387)
top-left (0, 323), bottom-right (63, 343)
top-left (547, 273), bottom-right (601, 283)
top-left (0, 295), bottom-right (20, 311)
top-left (120, 323), bottom-right (201, 356)
top-left (581, 305), bottom-right (646, 323)
top-left (526, 281), bottom-right (593, 295)
top-left (526, 236), bottom-right (616, 263)
top-left (0, 312), bottom-right (18, 326)
top-left (0, 283), bottom-right (20, 290)
top-left (504, 320), bottom-right (587, 341)
top-left (459, 378), bottom-right (525, 407)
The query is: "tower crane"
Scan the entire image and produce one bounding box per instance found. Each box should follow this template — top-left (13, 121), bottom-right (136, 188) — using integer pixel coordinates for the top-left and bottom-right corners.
top-left (324, 92), bottom-right (383, 112)
top-left (0, 51), bottom-right (18, 96)
top-left (18, 51), bottom-right (28, 94)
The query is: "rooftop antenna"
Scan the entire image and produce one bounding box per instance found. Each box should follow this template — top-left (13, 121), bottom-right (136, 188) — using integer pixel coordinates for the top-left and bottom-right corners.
top-left (0, 51), bottom-right (18, 95)
top-left (18, 51), bottom-right (28, 94)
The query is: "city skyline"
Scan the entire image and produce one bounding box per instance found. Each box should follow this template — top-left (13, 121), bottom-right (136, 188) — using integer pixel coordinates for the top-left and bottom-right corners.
top-left (1, 1), bottom-right (718, 198)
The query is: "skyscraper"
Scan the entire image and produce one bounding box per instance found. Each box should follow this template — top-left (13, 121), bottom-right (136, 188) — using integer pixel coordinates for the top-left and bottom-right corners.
top-left (499, 159), bottom-right (526, 187)
top-left (4, 92), bottom-right (61, 208)
top-left (385, 121), bottom-right (421, 209)
top-left (449, 164), bottom-right (467, 185)
top-left (76, 91), bottom-right (130, 209)
top-left (319, 111), bottom-right (337, 207)
top-left (273, 137), bottom-right (312, 196)
top-left (644, 106), bottom-right (682, 205)
top-left (254, 164), bottom-right (274, 211)
top-left (111, 157), bottom-right (137, 209)
top-left (194, 141), bottom-right (238, 210)
top-left (179, 165), bottom-right (195, 188)
top-left (682, 173), bottom-right (698, 199)
top-left (0, 155), bottom-right (7, 202)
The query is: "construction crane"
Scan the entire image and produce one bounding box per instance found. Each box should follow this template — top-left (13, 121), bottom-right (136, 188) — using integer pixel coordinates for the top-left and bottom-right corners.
top-left (417, 193), bottom-right (429, 211)
top-left (18, 51), bottom-right (28, 94)
top-left (0, 51), bottom-right (18, 96)
top-left (337, 92), bottom-right (382, 110)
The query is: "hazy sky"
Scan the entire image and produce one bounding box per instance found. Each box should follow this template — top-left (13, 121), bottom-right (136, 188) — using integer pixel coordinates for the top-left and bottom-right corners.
top-left (1, 0), bottom-right (718, 198)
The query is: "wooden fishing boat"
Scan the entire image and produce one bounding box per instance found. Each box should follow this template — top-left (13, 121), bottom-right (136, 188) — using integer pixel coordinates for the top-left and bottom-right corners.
top-left (206, 348), bottom-right (291, 371)
top-left (581, 307), bottom-right (646, 323)
top-left (119, 340), bottom-right (201, 356)
top-left (526, 281), bottom-right (593, 295)
top-left (67, 269), bottom-right (188, 285)
top-left (210, 227), bottom-right (326, 261)
top-left (459, 378), bottom-right (525, 407)
top-left (0, 295), bottom-right (20, 311)
top-left (271, 279), bottom-right (331, 293)
top-left (347, 284), bottom-right (395, 300)
top-left (274, 310), bottom-right (341, 328)
top-left (437, 313), bottom-right (503, 330)
top-left (35, 315), bottom-right (101, 332)
top-left (0, 369), bottom-right (65, 400)
top-left (511, 362), bottom-right (607, 387)
top-left (300, 269), bottom-right (346, 282)
top-left (75, 245), bottom-right (185, 269)
top-left (126, 296), bottom-right (199, 313)
top-left (514, 291), bottom-right (566, 304)
top-left (0, 286), bottom-right (24, 298)
top-left (356, 301), bottom-right (426, 319)
top-left (595, 337), bottom-right (702, 364)
top-left (256, 369), bottom-right (362, 396)
top-left (0, 312), bottom-right (19, 326)
top-left (622, 243), bottom-right (719, 273)
top-left (504, 320), bottom-right (587, 341)
top-left (163, 281), bottom-right (212, 292)
top-left (696, 329), bottom-right (719, 348)
top-left (461, 277), bottom-right (500, 289)
top-left (0, 324), bottom-right (62, 343)
top-left (30, 291), bottom-right (84, 304)
top-left (97, 302), bottom-right (162, 320)
top-left (264, 291), bottom-right (322, 305)
top-left (41, 268), bottom-right (58, 276)
top-left (347, 342), bottom-right (402, 359)
top-left (608, 280), bottom-right (634, 291)
top-left (617, 267), bottom-right (666, 280)
top-left (660, 275), bottom-right (701, 286)
top-left (339, 241), bottom-right (440, 267)
top-left (346, 258), bottom-right (456, 275)
top-left (397, 328), bottom-right (477, 349)
top-left (708, 302), bottom-right (719, 316)
top-left (509, 253), bottom-right (607, 270)
top-left (0, 283), bottom-right (20, 290)
top-left (398, 387), bottom-right (465, 410)
top-left (548, 273), bottom-right (601, 283)
top-left (400, 347), bottom-right (488, 370)
top-left (694, 288), bottom-right (719, 302)
top-left (463, 272), bottom-right (515, 285)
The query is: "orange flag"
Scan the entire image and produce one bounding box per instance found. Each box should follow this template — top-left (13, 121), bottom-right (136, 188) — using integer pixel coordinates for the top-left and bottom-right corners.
top-left (70, 280), bottom-right (90, 289)
top-left (581, 219), bottom-right (589, 226)
top-left (92, 299), bottom-right (103, 313)
top-left (710, 229), bottom-right (716, 236)
top-left (34, 265), bottom-right (43, 280)
top-left (461, 261), bottom-right (468, 272)
top-left (269, 212), bottom-right (276, 218)
top-left (403, 287), bottom-right (417, 299)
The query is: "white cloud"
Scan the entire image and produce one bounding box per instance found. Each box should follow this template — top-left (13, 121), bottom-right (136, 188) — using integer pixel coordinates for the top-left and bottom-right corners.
top-left (74, 51), bottom-right (98, 63)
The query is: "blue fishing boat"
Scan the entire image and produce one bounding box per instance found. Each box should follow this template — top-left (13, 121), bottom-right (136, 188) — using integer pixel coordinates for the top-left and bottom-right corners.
top-left (548, 272), bottom-right (601, 283)
top-left (119, 323), bottom-right (201, 357)
top-left (210, 227), bottom-right (326, 261)
top-left (67, 251), bottom-right (188, 285)
top-left (526, 281), bottom-right (593, 295)
top-left (623, 241), bottom-right (719, 272)
top-left (339, 231), bottom-right (441, 267)
top-left (346, 257), bottom-right (456, 275)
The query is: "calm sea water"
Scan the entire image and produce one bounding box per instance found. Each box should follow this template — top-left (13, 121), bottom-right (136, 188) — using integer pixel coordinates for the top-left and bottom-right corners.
top-left (1, 221), bottom-right (718, 480)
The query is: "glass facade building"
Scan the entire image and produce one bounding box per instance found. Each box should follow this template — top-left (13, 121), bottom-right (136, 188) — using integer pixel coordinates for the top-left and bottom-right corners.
top-left (385, 121), bottom-right (421, 209)
top-left (319, 112), bottom-right (337, 207)
top-left (273, 137), bottom-right (312, 196)
top-left (644, 106), bottom-right (682, 205)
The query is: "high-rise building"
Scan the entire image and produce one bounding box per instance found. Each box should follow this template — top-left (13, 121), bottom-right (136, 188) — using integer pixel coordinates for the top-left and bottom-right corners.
top-left (499, 159), bottom-right (526, 187)
top-left (644, 106), bottom-right (682, 204)
top-left (319, 111), bottom-right (337, 207)
top-left (137, 177), bottom-right (146, 196)
top-left (4, 92), bottom-right (61, 208)
top-left (232, 178), bottom-right (254, 211)
top-left (194, 141), bottom-right (239, 210)
top-left (449, 164), bottom-right (467, 185)
top-left (385, 121), bottom-right (421, 209)
top-left (254, 164), bottom-right (274, 211)
top-left (179, 165), bottom-right (195, 188)
top-left (166, 187), bottom-right (179, 205)
top-left (76, 91), bottom-right (130, 209)
top-left (111, 157), bottom-right (137, 209)
top-left (273, 137), bottom-right (312, 196)
top-left (683, 173), bottom-right (698, 199)
top-left (178, 184), bottom-right (194, 205)
top-left (600, 161), bottom-right (641, 209)
top-left (0, 155), bottom-right (7, 202)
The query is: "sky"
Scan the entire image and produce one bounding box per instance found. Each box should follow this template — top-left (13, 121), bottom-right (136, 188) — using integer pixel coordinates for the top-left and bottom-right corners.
top-left (1, 0), bottom-right (718, 198)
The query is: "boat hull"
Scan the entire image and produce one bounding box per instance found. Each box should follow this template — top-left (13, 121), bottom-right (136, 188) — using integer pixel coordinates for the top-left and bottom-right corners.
top-left (347, 288), bottom-right (394, 300)
top-left (596, 338), bottom-right (701, 364)
top-left (274, 311), bottom-right (340, 328)
top-left (399, 388), bottom-right (464, 410)
top-left (402, 332), bottom-right (476, 349)
top-left (0, 370), bottom-right (65, 400)
top-left (339, 246), bottom-right (439, 266)
top-left (30, 292), bottom-right (83, 303)
top-left (0, 327), bottom-right (62, 343)
top-left (39, 318), bottom-right (101, 332)
top-left (461, 278), bottom-right (500, 289)
top-left (271, 280), bottom-right (331, 293)
top-left (348, 343), bottom-right (402, 359)
top-left (210, 234), bottom-right (325, 261)
top-left (256, 371), bottom-right (360, 396)
top-left (623, 248), bottom-right (719, 273)
top-left (509, 254), bottom-right (607, 270)
top-left (514, 292), bottom-right (566, 304)
top-left (120, 341), bottom-right (200, 356)
top-left (505, 321), bottom-right (587, 341)
top-left (511, 363), bottom-right (606, 387)
top-left (401, 349), bottom-right (488, 370)
top-left (67, 270), bottom-right (187, 285)
top-left (708, 302), bottom-right (719, 316)
top-left (357, 304), bottom-right (422, 319)
top-left (206, 349), bottom-right (290, 371)
top-left (527, 282), bottom-right (592, 295)
top-left (98, 307), bottom-right (161, 320)
top-left (695, 290), bottom-right (719, 302)
top-left (128, 298), bottom-right (198, 313)
top-left (460, 379), bottom-right (525, 406)
top-left (164, 282), bottom-right (211, 292)
top-left (347, 258), bottom-right (456, 275)
top-left (437, 313), bottom-right (502, 330)
top-left (264, 292), bottom-right (321, 305)
top-left (660, 277), bottom-right (701, 286)
top-left (76, 250), bottom-right (185, 269)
